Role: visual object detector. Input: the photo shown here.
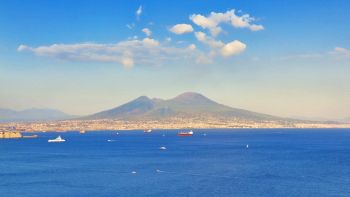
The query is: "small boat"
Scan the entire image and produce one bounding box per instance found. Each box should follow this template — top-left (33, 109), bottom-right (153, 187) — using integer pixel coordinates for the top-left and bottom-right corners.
top-left (177, 130), bottom-right (193, 136)
top-left (246, 144), bottom-right (249, 149)
top-left (79, 130), bottom-right (86, 134)
top-left (131, 171), bottom-right (137, 174)
top-left (144, 129), bottom-right (152, 133)
top-left (159, 146), bottom-right (167, 150)
top-left (48, 135), bottom-right (65, 143)
top-left (22, 134), bottom-right (38, 138)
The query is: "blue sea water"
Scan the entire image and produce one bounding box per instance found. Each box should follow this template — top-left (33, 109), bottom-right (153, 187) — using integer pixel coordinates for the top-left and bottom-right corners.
top-left (1, 129), bottom-right (350, 197)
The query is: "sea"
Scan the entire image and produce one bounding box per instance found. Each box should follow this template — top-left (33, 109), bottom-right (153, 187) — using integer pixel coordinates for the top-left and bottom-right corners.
top-left (1, 129), bottom-right (350, 197)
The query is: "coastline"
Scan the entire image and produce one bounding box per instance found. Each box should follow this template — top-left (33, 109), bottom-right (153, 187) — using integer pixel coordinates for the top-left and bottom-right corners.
top-left (1, 119), bottom-right (350, 133)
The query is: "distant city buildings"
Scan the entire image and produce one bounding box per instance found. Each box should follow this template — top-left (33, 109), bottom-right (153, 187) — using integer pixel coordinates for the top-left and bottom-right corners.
top-left (0, 118), bottom-right (349, 132)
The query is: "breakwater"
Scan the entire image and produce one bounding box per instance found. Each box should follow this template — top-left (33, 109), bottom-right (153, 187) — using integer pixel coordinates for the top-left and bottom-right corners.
top-left (0, 132), bottom-right (22, 139)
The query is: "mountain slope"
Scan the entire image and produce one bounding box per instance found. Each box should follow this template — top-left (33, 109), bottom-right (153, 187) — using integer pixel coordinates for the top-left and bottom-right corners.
top-left (0, 108), bottom-right (75, 122)
top-left (84, 92), bottom-right (283, 121)
top-left (340, 117), bottom-right (350, 123)
top-left (86, 96), bottom-right (156, 119)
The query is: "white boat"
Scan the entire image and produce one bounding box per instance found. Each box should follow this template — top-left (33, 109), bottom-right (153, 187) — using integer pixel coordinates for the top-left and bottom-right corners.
top-left (144, 129), bottom-right (152, 133)
top-left (246, 144), bottom-right (249, 149)
top-left (159, 146), bottom-right (167, 150)
top-left (48, 135), bottom-right (65, 143)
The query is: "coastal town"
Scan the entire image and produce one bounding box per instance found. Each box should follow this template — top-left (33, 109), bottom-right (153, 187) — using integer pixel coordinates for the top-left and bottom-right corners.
top-left (1, 117), bottom-right (349, 134)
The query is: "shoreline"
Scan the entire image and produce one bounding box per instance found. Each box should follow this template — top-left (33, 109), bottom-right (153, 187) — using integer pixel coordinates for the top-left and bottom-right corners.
top-left (1, 119), bottom-right (350, 133)
top-left (9, 127), bottom-right (350, 133)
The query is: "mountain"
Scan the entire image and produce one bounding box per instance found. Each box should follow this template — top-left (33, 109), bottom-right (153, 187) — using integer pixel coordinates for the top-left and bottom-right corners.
top-left (84, 92), bottom-right (285, 121)
top-left (340, 117), bottom-right (350, 123)
top-left (0, 108), bottom-right (76, 122)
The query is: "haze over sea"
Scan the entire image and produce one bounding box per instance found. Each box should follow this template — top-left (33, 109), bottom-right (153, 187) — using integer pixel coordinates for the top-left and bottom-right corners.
top-left (1, 129), bottom-right (349, 197)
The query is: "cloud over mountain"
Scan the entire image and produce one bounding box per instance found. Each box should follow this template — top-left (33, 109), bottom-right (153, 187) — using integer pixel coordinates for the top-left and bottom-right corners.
top-left (17, 8), bottom-right (263, 68)
top-left (18, 38), bottom-right (197, 68)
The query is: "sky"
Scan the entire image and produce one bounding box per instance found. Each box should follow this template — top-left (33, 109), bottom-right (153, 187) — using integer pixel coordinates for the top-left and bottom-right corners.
top-left (0, 0), bottom-right (349, 119)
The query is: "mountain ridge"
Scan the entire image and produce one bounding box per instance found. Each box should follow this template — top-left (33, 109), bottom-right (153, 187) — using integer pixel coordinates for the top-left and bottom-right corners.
top-left (83, 92), bottom-right (285, 121)
top-left (0, 108), bottom-right (76, 122)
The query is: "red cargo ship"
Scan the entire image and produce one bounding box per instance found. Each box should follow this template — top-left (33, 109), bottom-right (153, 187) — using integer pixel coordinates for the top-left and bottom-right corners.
top-left (177, 131), bottom-right (193, 136)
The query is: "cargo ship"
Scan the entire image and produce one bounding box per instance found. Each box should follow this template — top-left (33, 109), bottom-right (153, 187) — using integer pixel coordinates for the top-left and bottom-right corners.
top-left (177, 130), bottom-right (193, 136)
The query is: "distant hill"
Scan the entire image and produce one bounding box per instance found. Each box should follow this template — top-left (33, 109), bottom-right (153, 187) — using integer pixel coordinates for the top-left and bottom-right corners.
top-left (83, 92), bottom-right (288, 121)
top-left (0, 108), bottom-right (76, 122)
top-left (340, 117), bottom-right (350, 123)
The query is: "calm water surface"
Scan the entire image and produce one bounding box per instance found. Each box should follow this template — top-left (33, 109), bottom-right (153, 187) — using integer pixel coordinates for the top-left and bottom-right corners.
top-left (1, 129), bottom-right (350, 197)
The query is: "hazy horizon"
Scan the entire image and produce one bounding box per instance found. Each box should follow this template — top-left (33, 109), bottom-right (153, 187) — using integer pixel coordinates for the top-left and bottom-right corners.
top-left (1, 0), bottom-right (349, 119)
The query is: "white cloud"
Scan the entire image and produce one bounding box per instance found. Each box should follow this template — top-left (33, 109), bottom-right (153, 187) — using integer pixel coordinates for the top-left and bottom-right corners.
top-left (17, 8), bottom-right (257, 68)
top-left (187, 44), bottom-right (196, 50)
top-left (230, 11), bottom-right (264, 31)
top-left (330, 47), bottom-right (350, 57)
top-left (194, 31), bottom-right (224, 48)
top-left (193, 31), bottom-right (246, 58)
top-left (121, 55), bottom-right (134, 68)
top-left (17, 38), bottom-right (201, 68)
top-left (249, 24), bottom-right (264, 31)
top-left (280, 47), bottom-right (350, 61)
top-left (142, 37), bottom-right (159, 46)
top-left (194, 31), bottom-right (206, 42)
top-left (190, 13), bottom-right (224, 36)
top-left (279, 47), bottom-right (350, 61)
top-left (220, 40), bottom-right (246, 57)
top-left (17, 44), bottom-right (30, 52)
top-left (136, 5), bottom-right (142, 20)
top-left (279, 53), bottom-right (322, 60)
top-left (169, 24), bottom-right (194, 34)
top-left (142, 28), bottom-right (152, 37)
top-left (190, 9), bottom-right (264, 36)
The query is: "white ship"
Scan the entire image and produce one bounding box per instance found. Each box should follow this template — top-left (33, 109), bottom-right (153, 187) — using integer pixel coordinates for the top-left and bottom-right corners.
top-left (48, 135), bottom-right (65, 143)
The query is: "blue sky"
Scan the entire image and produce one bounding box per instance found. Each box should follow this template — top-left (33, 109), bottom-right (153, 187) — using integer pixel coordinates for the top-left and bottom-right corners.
top-left (0, 0), bottom-right (349, 119)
